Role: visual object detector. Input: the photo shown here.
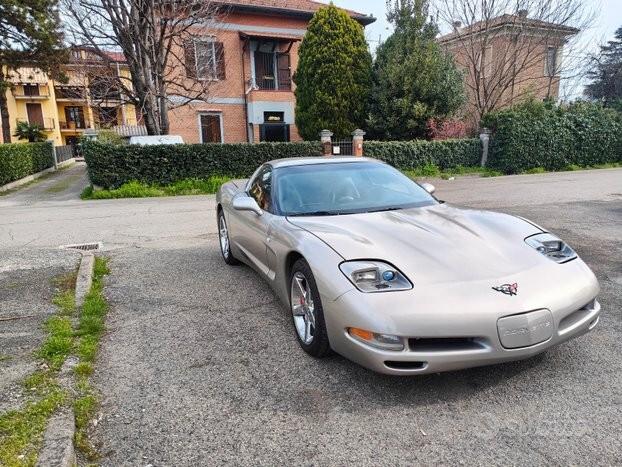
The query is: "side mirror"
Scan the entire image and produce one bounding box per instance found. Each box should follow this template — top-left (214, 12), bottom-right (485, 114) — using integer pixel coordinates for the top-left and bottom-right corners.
top-left (233, 195), bottom-right (263, 216)
top-left (421, 182), bottom-right (436, 195)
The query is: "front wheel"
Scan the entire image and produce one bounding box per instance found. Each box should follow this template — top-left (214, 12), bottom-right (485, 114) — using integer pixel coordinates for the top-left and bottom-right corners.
top-left (218, 210), bottom-right (240, 265)
top-left (290, 259), bottom-right (331, 358)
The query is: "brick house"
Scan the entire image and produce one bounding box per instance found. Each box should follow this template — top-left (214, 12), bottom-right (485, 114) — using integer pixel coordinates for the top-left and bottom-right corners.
top-left (438, 11), bottom-right (578, 128)
top-left (167, 0), bottom-right (375, 144)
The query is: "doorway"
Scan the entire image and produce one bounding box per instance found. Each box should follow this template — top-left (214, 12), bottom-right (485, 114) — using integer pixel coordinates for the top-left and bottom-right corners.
top-left (259, 112), bottom-right (289, 142)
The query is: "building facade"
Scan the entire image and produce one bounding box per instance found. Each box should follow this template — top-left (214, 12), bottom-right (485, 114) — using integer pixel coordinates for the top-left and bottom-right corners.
top-left (167, 0), bottom-right (375, 144)
top-left (1, 48), bottom-right (138, 147)
top-left (438, 12), bottom-right (578, 128)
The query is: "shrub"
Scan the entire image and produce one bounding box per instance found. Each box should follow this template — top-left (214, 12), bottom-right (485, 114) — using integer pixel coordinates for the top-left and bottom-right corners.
top-left (363, 139), bottom-right (481, 170)
top-left (483, 100), bottom-right (622, 174)
top-left (83, 141), bottom-right (323, 189)
top-left (94, 130), bottom-right (125, 145)
top-left (0, 142), bottom-right (55, 186)
top-left (425, 118), bottom-right (468, 140)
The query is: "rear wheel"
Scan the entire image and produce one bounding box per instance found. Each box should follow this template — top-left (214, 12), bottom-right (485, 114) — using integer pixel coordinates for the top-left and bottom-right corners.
top-left (218, 210), bottom-right (240, 265)
top-left (290, 259), bottom-right (331, 358)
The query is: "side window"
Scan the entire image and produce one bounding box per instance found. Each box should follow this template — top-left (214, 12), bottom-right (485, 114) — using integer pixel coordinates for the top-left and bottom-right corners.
top-left (248, 167), bottom-right (273, 212)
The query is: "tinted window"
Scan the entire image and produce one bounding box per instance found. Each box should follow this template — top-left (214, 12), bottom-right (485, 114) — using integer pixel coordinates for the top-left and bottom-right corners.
top-left (248, 166), bottom-right (273, 212)
top-left (274, 162), bottom-right (437, 216)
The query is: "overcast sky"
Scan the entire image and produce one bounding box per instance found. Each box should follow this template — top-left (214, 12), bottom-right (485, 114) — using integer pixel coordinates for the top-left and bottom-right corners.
top-left (326, 0), bottom-right (621, 98)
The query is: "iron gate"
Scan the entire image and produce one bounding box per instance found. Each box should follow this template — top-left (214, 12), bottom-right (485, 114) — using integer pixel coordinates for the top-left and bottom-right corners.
top-left (331, 139), bottom-right (353, 156)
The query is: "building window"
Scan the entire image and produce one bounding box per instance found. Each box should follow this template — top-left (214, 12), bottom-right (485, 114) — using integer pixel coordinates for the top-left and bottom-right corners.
top-left (545, 47), bottom-right (560, 77)
top-left (200, 113), bottom-right (223, 143)
top-left (184, 38), bottom-right (225, 80)
top-left (64, 106), bottom-right (86, 128)
top-left (23, 84), bottom-right (40, 97)
top-left (253, 49), bottom-right (291, 90)
top-left (260, 111), bottom-right (289, 142)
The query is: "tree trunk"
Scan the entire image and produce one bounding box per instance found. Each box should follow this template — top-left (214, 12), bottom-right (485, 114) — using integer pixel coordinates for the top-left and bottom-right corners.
top-left (0, 72), bottom-right (12, 144)
top-left (158, 95), bottom-right (169, 135)
top-left (142, 94), bottom-right (161, 135)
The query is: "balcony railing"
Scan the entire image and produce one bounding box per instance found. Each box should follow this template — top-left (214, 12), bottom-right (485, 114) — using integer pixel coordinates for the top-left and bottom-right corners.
top-left (55, 86), bottom-right (87, 100)
top-left (12, 85), bottom-right (50, 99)
top-left (89, 88), bottom-right (122, 101)
top-left (59, 119), bottom-right (91, 130)
top-left (16, 118), bottom-right (55, 131)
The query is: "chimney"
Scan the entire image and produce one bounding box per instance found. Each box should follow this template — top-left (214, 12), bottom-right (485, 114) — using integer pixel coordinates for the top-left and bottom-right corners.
top-left (452, 20), bottom-right (462, 30)
top-left (517, 9), bottom-right (528, 18)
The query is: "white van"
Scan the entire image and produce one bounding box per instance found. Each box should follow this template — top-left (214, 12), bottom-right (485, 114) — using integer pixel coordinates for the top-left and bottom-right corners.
top-left (128, 135), bottom-right (185, 146)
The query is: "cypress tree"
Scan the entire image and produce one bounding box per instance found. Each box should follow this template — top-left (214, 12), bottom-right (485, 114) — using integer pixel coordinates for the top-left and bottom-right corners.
top-left (294, 4), bottom-right (372, 140)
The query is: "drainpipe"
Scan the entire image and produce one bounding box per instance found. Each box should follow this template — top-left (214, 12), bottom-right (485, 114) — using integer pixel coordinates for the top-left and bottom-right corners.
top-left (241, 38), bottom-right (250, 143)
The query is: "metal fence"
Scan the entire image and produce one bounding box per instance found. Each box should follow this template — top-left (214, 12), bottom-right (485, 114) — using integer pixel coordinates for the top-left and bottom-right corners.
top-left (331, 139), bottom-right (353, 156)
top-left (55, 145), bottom-right (76, 163)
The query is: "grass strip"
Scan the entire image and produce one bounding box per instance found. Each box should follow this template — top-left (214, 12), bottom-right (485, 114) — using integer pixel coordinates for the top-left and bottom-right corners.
top-left (81, 176), bottom-right (232, 200)
top-left (73, 257), bottom-right (110, 461)
top-left (0, 271), bottom-right (76, 466)
top-left (404, 164), bottom-right (503, 179)
top-left (0, 382), bottom-right (66, 467)
top-left (405, 162), bottom-right (622, 180)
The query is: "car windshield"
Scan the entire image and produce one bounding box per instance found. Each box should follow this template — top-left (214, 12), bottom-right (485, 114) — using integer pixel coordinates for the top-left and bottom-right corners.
top-left (274, 161), bottom-right (437, 216)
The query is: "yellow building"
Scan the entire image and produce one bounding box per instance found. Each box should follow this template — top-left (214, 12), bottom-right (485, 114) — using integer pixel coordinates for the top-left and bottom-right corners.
top-left (1, 47), bottom-right (138, 147)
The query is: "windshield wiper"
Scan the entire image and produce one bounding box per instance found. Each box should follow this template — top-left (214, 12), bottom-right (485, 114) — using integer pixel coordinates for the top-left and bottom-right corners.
top-left (287, 211), bottom-right (337, 217)
top-left (365, 206), bottom-right (404, 213)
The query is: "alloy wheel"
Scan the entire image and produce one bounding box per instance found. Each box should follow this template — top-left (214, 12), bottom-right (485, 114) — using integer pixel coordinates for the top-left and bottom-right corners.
top-left (291, 271), bottom-right (316, 345)
top-left (219, 215), bottom-right (230, 259)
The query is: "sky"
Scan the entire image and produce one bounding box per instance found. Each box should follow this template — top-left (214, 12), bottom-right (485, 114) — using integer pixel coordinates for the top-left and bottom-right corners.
top-left (326, 0), bottom-right (621, 98)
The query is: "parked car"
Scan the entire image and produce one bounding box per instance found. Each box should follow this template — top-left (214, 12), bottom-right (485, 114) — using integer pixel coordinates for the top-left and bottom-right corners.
top-left (128, 135), bottom-right (184, 145)
top-left (216, 157), bottom-right (601, 375)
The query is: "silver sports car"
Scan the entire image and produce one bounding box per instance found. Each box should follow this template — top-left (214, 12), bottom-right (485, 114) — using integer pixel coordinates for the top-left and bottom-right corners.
top-left (216, 157), bottom-right (601, 375)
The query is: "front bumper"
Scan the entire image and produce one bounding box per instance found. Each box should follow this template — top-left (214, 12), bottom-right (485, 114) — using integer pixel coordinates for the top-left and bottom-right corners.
top-left (323, 261), bottom-right (600, 375)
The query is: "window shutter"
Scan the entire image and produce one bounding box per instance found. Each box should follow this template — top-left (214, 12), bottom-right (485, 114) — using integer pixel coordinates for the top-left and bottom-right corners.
top-left (277, 53), bottom-right (291, 90)
top-left (215, 42), bottom-right (226, 80)
top-left (183, 39), bottom-right (197, 79)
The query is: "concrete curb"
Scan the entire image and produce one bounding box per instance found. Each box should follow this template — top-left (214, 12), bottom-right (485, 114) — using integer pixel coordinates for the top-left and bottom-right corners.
top-left (75, 252), bottom-right (95, 308)
top-left (36, 411), bottom-right (77, 467)
top-left (37, 252), bottom-right (95, 466)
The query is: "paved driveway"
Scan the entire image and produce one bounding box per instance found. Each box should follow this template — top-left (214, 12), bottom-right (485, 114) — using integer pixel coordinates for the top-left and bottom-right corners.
top-left (0, 166), bottom-right (621, 465)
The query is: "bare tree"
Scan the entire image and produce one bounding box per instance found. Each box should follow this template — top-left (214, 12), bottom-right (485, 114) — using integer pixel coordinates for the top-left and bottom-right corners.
top-left (434, 0), bottom-right (593, 126)
top-left (62, 0), bottom-right (225, 135)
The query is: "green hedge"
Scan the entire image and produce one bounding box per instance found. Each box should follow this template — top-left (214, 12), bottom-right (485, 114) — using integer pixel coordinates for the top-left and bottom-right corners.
top-left (363, 139), bottom-right (481, 170)
top-left (83, 141), bottom-right (323, 188)
top-left (0, 142), bottom-right (55, 186)
top-left (84, 138), bottom-right (482, 189)
top-left (483, 101), bottom-right (622, 174)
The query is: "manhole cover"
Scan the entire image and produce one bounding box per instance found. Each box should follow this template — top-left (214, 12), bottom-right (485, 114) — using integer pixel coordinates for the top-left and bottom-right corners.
top-left (60, 242), bottom-right (102, 251)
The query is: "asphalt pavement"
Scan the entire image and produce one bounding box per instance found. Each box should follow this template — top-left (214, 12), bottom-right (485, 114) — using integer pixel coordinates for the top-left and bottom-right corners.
top-left (0, 165), bottom-right (620, 465)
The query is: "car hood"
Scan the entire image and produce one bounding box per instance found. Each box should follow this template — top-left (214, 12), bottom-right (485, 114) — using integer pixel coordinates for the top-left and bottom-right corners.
top-left (287, 204), bottom-right (545, 285)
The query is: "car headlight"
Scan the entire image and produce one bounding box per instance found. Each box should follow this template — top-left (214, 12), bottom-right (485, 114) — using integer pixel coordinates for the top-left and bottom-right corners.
top-left (339, 260), bottom-right (412, 293)
top-left (525, 233), bottom-right (577, 263)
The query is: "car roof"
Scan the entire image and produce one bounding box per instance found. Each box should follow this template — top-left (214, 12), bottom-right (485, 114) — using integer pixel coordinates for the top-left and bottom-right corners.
top-left (269, 156), bottom-right (381, 169)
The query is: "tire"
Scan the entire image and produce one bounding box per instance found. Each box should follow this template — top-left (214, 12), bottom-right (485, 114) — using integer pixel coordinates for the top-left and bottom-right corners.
top-left (218, 210), bottom-right (240, 265)
top-left (290, 258), bottom-right (331, 358)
